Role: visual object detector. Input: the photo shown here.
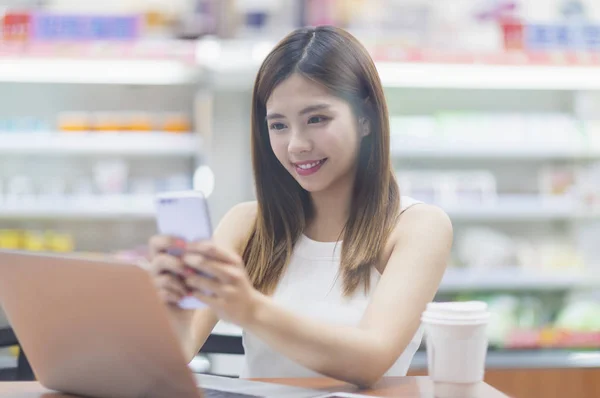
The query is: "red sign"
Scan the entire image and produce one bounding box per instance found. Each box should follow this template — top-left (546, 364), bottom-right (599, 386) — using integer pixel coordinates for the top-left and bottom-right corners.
top-left (2, 12), bottom-right (32, 42)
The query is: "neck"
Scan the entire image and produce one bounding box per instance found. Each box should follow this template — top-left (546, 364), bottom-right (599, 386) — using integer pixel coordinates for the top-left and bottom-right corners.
top-left (305, 176), bottom-right (354, 242)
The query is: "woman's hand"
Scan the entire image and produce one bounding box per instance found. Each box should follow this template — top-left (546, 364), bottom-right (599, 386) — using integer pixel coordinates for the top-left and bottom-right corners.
top-left (182, 241), bottom-right (264, 327)
top-left (147, 235), bottom-right (190, 307)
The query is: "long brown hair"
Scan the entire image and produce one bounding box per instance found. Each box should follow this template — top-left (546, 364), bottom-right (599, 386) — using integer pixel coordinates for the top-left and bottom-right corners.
top-left (243, 26), bottom-right (400, 296)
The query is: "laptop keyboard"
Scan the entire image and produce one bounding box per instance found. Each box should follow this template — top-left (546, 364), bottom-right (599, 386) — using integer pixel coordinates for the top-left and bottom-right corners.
top-left (202, 388), bottom-right (264, 398)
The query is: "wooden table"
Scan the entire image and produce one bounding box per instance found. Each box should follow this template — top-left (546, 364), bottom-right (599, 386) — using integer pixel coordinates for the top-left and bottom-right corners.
top-left (0, 377), bottom-right (509, 397)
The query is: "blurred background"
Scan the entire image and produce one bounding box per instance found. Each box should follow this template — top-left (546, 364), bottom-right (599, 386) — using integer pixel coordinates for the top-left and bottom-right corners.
top-left (1, 0), bottom-right (600, 396)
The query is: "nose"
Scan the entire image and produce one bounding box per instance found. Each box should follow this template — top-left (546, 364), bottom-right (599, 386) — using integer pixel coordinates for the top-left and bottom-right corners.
top-left (288, 129), bottom-right (312, 154)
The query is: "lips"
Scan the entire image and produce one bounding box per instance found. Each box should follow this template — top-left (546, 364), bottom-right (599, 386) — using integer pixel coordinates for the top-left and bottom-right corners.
top-left (293, 158), bottom-right (327, 177)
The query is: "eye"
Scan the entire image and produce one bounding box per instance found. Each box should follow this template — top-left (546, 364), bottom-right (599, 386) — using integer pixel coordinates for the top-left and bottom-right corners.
top-left (269, 122), bottom-right (287, 131)
top-left (308, 115), bottom-right (330, 124)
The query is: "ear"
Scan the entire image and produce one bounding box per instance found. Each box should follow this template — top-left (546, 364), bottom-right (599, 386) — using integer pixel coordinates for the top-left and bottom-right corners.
top-left (358, 117), bottom-right (371, 137)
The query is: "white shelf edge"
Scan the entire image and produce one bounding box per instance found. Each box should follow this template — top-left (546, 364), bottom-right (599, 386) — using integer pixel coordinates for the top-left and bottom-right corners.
top-left (0, 210), bottom-right (155, 220)
top-left (444, 207), bottom-right (576, 221)
top-left (0, 196), bottom-right (156, 220)
top-left (391, 145), bottom-right (591, 160)
top-left (5, 40), bottom-right (600, 90)
top-left (0, 132), bottom-right (200, 156)
top-left (377, 62), bottom-right (600, 90)
top-left (199, 40), bottom-right (600, 91)
top-left (210, 61), bottom-right (600, 91)
top-left (0, 58), bottom-right (201, 85)
top-left (1, 200), bottom-right (597, 221)
top-left (438, 268), bottom-right (597, 292)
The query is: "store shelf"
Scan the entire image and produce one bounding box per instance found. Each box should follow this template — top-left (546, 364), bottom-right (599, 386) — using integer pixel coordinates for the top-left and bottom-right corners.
top-left (198, 39), bottom-right (600, 91)
top-left (444, 204), bottom-right (575, 222)
top-left (411, 350), bottom-right (600, 370)
top-left (0, 196), bottom-right (155, 220)
top-left (1, 197), bottom-right (589, 225)
top-left (391, 142), bottom-right (587, 160)
top-left (0, 41), bottom-right (200, 85)
top-left (377, 62), bottom-right (600, 90)
top-left (431, 196), bottom-right (583, 221)
top-left (438, 268), bottom-right (596, 292)
top-left (0, 58), bottom-right (201, 85)
top-left (0, 132), bottom-right (199, 157)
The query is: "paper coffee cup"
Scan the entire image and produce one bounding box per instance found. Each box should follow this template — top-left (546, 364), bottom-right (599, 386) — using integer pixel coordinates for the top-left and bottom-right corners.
top-left (421, 301), bottom-right (490, 384)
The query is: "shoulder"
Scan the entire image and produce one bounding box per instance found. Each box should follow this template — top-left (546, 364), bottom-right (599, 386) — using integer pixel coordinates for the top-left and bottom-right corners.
top-left (392, 202), bottom-right (453, 250)
top-left (213, 201), bottom-right (258, 255)
top-left (223, 201), bottom-right (258, 222)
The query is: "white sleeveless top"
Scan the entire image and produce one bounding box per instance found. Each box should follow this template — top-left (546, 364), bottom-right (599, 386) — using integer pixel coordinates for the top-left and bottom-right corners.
top-left (239, 196), bottom-right (425, 379)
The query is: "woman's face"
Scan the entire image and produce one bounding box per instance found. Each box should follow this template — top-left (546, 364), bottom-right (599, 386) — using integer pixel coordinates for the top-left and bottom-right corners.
top-left (265, 73), bottom-right (366, 193)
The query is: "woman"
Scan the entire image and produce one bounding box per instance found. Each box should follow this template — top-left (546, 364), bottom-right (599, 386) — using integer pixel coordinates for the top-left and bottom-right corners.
top-left (149, 26), bottom-right (452, 387)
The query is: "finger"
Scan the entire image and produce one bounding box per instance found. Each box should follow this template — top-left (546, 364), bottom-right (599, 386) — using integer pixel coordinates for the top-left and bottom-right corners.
top-left (159, 289), bottom-right (183, 305)
top-left (182, 254), bottom-right (243, 283)
top-left (150, 253), bottom-right (185, 277)
top-left (155, 274), bottom-right (188, 297)
top-left (149, 235), bottom-right (187, 257)
top-left (149, 235), bottom-right (175, 256)
top-left (188, 287), bottom-right (220, 308)
top-left (185, 274), bottom-right (223, 298)
top-left (186, 241), bottom-right (242, 265)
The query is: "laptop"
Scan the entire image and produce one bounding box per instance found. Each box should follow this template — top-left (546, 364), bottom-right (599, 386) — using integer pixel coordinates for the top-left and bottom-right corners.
top-left (0, 250), bottom-right (354, 398)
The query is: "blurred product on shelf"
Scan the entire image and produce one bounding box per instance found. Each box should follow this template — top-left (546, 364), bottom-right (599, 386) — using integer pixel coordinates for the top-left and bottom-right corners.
top-left (390, 169), bottom-right (600, 217)
top-left (93, 160), bottom-right (129, 195)
top-left (456, 228), bottom-right (519, 270)
top-left (35, 14), bottom-right (141, 41)
top-left (56, 112), bottom-right (90, 133)
top-left (0, 112), bottom-right (192, 134)
top-left (0, 227), bottom-right (150, 267)
top-left (390, 113), bottom-right (583, 154)
top-left (1, 11), bottom-right (31, 42)
top-left (454, 227), bottom-right (585, 271)
top-left (0, 229), bottom-right (74, 253)
top-left (443, 291), bottom-right (600, 350)
top-left (174, 0), bottom-right (219, 39)
top-left (398, 170), bottom-right (497, 208)
top-left (539, 162), bottom-right (600, 210)
top-left (1, 11), bottom-right (141, 42)
top-left (0, 157), bottom-right (193, 209)
top-left (539, 165), bottom-right (578, 197)
top-left (555, 292), bottom-right (600, 332)
top-left (0, 117), bottom-right (50, 133)
top-left (0, 0), bottom-right (599, 53)
top-left (392, 111), bottom-right (600, 218)
top-left (57, 111), bottom-right (192, 133)
top-left (161, 112), bottom-right (192, 133)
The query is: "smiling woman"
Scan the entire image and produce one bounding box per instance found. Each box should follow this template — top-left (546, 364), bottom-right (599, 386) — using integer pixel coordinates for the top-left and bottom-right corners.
top-left (147, 26), bottom-right (453, 388)
top-left (265, 82), bottom-right (358, 189)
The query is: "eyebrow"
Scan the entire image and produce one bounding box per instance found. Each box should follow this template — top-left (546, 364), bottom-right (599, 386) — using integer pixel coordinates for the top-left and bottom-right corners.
top-left (265, 104), bottom-right (331, 121)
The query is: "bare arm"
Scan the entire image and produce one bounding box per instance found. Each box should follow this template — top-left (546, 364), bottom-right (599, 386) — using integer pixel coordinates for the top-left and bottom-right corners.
top-left (244, 205), bottom-right (452, 386)
top-left (186, 202), bottom-right (257, 360)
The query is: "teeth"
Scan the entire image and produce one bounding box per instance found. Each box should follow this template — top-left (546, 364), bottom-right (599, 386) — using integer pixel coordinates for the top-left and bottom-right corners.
top-left (297, 160), bottom-right (323, 170)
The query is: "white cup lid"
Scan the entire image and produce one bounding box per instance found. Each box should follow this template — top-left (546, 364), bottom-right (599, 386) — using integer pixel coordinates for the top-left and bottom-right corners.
top-left (426, 301), bottom-right (488, 313)
top-left (423, 301), bottom-right (489, 323)
top-left (422, 312), bottom-right (491, 325)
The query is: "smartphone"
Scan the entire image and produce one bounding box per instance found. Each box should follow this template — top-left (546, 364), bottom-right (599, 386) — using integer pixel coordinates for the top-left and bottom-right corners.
top-left (155, 190), bottom-right (213, 310)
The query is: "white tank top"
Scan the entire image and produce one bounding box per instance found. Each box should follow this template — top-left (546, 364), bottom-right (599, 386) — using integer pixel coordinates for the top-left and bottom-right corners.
top-left (239, 196), bottom-right (425, 379)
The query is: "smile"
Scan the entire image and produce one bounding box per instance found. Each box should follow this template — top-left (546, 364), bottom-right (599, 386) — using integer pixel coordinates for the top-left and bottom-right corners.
top-left (293, 159), bottom-right (327, 176)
